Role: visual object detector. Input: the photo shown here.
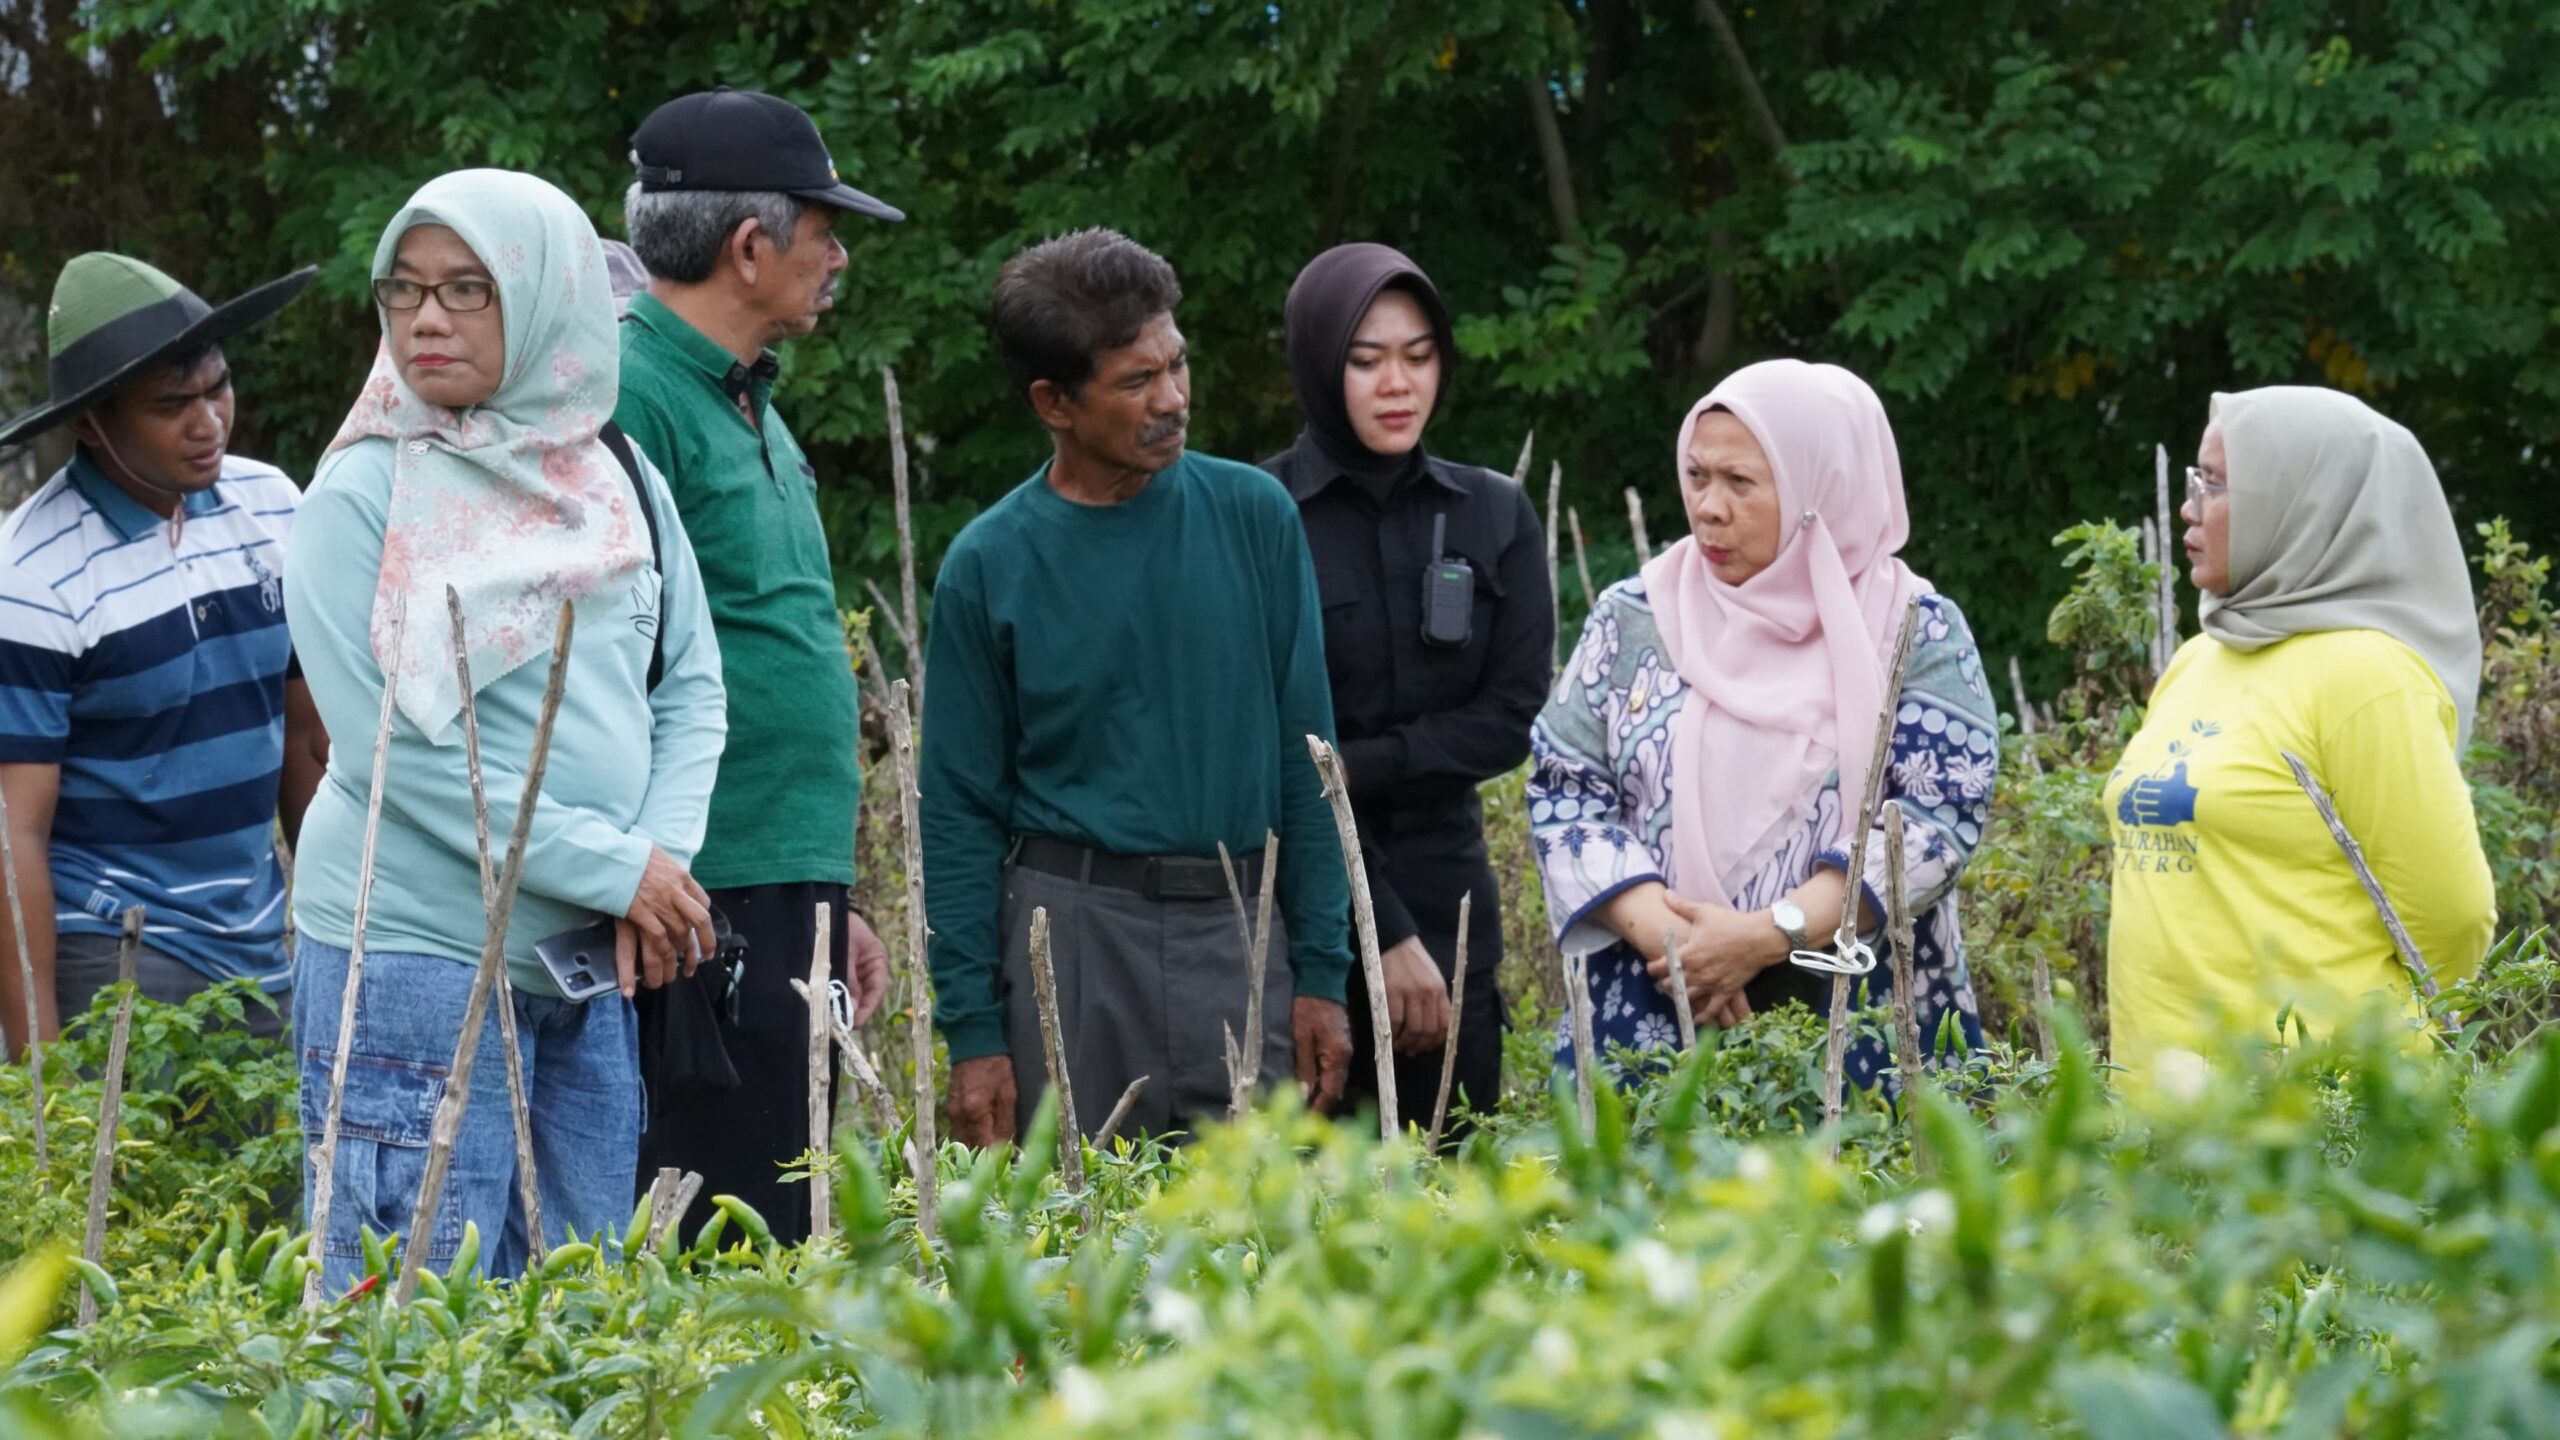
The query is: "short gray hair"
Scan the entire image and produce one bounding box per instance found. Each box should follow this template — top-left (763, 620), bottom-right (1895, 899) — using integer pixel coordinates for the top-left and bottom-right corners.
top-left (623, 184), bottom-right (805, 284)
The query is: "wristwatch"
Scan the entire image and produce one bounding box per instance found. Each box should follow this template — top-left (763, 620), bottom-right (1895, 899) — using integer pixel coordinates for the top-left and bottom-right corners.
top-left (1770, 899), bottom-right (1811, 951)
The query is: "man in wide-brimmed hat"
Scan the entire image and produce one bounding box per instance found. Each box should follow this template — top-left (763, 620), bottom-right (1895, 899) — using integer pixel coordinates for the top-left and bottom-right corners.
top-left (0, 252), bottom-right (321, 1054)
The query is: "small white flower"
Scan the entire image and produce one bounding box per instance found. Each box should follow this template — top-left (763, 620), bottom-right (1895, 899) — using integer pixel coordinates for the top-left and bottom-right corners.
top-left (1056, 1366), bottom-right (1110, 1424)
top-left (1145, 1289), bottom-right (1205, 1343)
top-left (1737, 1147), bottom-right (1775, 1185)
top-left (1653, 1416), bottom-right (1725, 1440)
top-left (1856, 1201), bottom-right (1903, 1244)
top-left (2153, 1048), bottom-right (2212, 1103)
top-left (1531, 1325), bottom-right (1579, 1373)
top-left (1626, 1239), bottom-right (1697, 1306)
top-left (1903, 1189), bottom-right (1955, 1236)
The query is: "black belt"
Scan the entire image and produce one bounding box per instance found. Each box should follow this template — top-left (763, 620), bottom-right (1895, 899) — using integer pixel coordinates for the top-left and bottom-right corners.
top-left (1010, 835), bottom-right (1263, 904)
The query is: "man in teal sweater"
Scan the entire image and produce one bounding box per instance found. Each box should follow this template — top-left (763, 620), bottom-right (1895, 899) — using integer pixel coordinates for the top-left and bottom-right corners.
top-left (923, 228), bottom-right (1354, 1145)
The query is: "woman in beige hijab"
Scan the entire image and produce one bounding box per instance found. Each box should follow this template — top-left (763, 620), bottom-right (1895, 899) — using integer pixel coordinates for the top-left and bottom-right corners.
top-left (2104, 386), bottom-right (2494, 1072)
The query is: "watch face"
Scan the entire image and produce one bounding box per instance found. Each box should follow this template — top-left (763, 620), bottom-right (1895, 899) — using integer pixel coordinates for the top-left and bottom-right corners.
top-left (1772, 900), bottom-right (1807, 932)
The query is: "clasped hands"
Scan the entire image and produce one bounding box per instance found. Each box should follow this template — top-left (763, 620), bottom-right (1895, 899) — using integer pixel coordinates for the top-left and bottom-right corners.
top-left (1597, 880), bottom-right (1811, 1030)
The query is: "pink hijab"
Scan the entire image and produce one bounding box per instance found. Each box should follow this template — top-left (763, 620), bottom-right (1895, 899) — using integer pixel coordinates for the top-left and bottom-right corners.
top-left (1639, 360), bottom-right (1931, 905)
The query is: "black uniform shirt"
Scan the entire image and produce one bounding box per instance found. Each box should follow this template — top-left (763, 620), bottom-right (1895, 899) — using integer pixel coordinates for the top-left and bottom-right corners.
top-left (1263, 431), bottom-right (1556, 949)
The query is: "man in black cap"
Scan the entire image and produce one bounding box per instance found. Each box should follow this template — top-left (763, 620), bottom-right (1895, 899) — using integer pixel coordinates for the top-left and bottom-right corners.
top-left (614, 86), bottom-right (900, 1243)
top-left (0, 252), bottom-right (321, 1055)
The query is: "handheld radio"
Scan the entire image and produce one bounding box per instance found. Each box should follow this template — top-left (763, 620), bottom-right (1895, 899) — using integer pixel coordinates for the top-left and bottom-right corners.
top-left (1420, 513), bottom-right (1474, 649)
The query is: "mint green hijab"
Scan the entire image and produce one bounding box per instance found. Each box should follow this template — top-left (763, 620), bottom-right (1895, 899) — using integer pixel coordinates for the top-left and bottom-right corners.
top-left (327, 168), bottom-right (647, 742)
top-left (2205, 386), bottom-right (2480, 748)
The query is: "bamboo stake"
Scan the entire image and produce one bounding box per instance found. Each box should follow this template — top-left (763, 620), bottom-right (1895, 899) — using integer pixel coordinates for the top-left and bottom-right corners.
top-left (1424, 893), bottom-right (1472, 1153)
top-left (395, 597), bottom-right (573, 1305)
top-left (1817, 597), bottom-right (1926, 1139)
top-left (1882, 804), bottom-right (1926, 1085)
top-left (1025, 907), bottom-right (1088, 1217)
top-left (806, 902), bottom-right (835, 1240)
top-left (447, 590), bottom-right (545, 1266)
top-left (2281, 751), bottom-right (2440, 1001)
top-left (1662, 928), bottom-right (1698, 1050)
top-left (1545, 458), bottom-right (1563, 667)
top-left (886, 679), bottom-right (938, 1247)
top-left (1305, 736), bottom-right (1396, 1138)
top-left (1623, 486), bottom-right (1653, 568)
top-left (1567, 505), bottom-right (1597, 609)
top-left (304, 598), bottom-right (408, 1310)
top-left (1510, 431), bottom-right (1535, 490)
top-left (883, 366), bottom-right (924, 712)
top-left (1092, 1075), bottom-right (1149, 1149)
top-left (76, 907), bottom-right (143, 1327)
top-left (641, 1167), bottom-right (676, 1248)
top-left (650, 1170), bottom-right (704, 1254)
top-left (1564, 951), bottom-right (1598, 1135)
top-left (1216, 834), bottom-right (1278, 1120)
top-left (0, 764), bottom-right (47, 1167)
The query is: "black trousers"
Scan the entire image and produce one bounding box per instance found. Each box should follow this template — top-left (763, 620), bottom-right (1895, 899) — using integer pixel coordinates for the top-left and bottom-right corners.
top-left (1341, 819), bottom-right (1507, 1147)
top-left (636, 880), bottom-right (847, 1247)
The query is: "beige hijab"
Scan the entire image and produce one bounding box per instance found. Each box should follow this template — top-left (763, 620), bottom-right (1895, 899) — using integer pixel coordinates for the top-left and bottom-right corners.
top-left (2204, 386), bottom-right (2480, 747)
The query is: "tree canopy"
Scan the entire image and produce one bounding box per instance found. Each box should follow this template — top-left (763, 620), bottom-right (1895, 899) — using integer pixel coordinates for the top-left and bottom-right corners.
top-left (4, 0), bottom-right (2555, 676)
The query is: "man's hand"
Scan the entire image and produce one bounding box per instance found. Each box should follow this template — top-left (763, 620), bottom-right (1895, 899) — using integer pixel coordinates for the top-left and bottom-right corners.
top-left (1380, 937), bottom-right (1451, 1056)
top-left (622, 846), bottom-right (713, 992)
top-left (843, 909), bottom-right (890, 1026)
top-left (947, 1054), bottom-right (1018, 1149)
top-left (1292, 996), bottom-right (1352, 1112)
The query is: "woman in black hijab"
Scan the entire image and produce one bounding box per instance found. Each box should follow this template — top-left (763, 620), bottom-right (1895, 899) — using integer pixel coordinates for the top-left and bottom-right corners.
top-left (1261, 243), bottom-right (1554, 1142)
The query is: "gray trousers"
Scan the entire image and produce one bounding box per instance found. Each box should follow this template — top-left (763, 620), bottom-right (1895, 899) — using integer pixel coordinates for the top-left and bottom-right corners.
top-left (998, 862), bottom-right (1294, 1143)
top-left (54, 930), bottom-right (288, 1041)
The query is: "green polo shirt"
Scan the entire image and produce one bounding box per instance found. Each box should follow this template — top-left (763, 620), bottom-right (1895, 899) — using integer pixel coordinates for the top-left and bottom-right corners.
top-left (614, 291), bottom-right (859, 890)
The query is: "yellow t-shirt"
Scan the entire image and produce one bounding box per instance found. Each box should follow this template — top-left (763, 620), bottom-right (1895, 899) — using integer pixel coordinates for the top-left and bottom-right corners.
top-left (2103, 629), bottom-right (2494, 1072)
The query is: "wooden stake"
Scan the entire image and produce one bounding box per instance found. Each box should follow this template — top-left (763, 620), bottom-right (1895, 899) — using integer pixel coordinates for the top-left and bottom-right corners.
top-left (2007, 655), bottom-right (2037, 737)
top-left (1816, 597), bottom-right (1926, 1141)
top-left (1026, 907), bottom-right (1085, 1201)
top-left (76, 907), bottom-right (143, 1327)
top-left (2154, 443), bottom-right (2179, 675)
top-left (395, 597), bottom-right (573, 1305)
top-left (1092, 1075), bottom-right (1149, 1149)
top-left (1882, 804), bottom-right (1927, 1085)
top-left (798, 984), bottom-right (928, 1179)
top-left (1306, 736), bottom-right (1396, 1138)
top-left (650, 1170), bottom-right (704, 1254)
top-left (1424, 893), bottom-right (1471, 1153)
top-left (886, 679), bottom-right (938, 1248)
top-left (1662, 928), bottom-right (1698, 1051)
top-left (862, 578), bottom-right (918, 673)
top-left (1565, 951), bottom-right (1598, 1136)
top-left (1545, 458), bottom-right (1563, 667)
top-left (883, 366), bottom-right (924, 712)
top-left (304, 598), bottom-right (408, 1310)
top-left (1567, 505), bottom-right (1597, 610)
top-left (1216, 834), bottom-right (1278, 1120)
top-left (1623, 486), bottom-right (1653, 568)
top-left (806, 902), bottom-right (835, 1240)
top-left (0, 765), bottom-right (48, 1168)
top-left (446, 589), bottom-right (545, 1266)
top-left (1510, 430), bottom-right (1535, 490)
top-left (2282, 751), bottom-right (2440, 1001)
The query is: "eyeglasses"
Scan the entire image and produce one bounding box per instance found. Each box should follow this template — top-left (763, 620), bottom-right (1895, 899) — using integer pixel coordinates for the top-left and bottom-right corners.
top-left (372, 277), bottom-right (498, 313)
top-left (2184, 465), bottom-right (2228, 505)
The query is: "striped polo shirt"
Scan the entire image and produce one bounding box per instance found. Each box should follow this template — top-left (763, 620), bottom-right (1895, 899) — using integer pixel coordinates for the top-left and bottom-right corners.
top-left (0, 452), bottom-right (298, 988)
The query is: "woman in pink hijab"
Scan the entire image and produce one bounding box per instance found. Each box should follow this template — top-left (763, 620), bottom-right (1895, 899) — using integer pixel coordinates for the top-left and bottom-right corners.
top-left (1528, 360), bottom-right (1992, 1081)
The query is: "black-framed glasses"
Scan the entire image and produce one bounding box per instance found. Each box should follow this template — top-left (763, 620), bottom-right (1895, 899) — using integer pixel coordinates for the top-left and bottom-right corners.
top-left (372, 277), bottom-right (498, 313)
top-left (2184, 465), bottom-right (2228, 505)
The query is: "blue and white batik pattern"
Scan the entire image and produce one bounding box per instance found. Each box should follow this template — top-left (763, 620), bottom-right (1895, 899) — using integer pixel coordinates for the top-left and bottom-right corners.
top-left (1529, 578), bottom-right (1995, 1085)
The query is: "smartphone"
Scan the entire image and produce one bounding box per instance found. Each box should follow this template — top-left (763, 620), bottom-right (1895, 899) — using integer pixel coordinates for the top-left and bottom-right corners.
top-left (533, 917), bottom-right (622, 1003)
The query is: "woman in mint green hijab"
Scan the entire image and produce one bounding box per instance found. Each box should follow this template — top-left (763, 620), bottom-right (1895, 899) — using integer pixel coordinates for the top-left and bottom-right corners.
top-left (287, 169), bottom-right (727, 1293)
top-left (2104, 386), bottom-right (2493, 1075)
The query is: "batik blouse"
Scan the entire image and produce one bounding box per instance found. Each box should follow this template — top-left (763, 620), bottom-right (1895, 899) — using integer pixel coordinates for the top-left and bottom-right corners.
top-left (1529, 578), bottom-right (1995, 1083)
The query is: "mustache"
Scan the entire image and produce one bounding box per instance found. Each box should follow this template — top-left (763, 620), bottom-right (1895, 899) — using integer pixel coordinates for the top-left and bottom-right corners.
top-left (1138, 412), bottom-right (1189, 446)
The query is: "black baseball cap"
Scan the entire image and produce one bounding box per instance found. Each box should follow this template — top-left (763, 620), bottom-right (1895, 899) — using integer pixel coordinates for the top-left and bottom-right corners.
top-left (631, 86), bottom-right (904, 223)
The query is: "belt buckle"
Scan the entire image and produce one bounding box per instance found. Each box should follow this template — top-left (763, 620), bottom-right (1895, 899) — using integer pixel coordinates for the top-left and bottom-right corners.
top-left (1148, 858), bottom-right (1222, 902)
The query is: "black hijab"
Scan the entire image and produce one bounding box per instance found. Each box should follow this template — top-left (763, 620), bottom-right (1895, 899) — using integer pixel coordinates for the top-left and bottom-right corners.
top-left (1283, 242), bottom-right (1456, 494)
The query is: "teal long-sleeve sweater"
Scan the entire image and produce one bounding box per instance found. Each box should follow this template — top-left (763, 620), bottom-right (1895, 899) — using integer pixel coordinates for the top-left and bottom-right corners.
top-left (285, 437), bottom-right (726, 996)
top-left (920, 452), bottom-right (1353, 1061)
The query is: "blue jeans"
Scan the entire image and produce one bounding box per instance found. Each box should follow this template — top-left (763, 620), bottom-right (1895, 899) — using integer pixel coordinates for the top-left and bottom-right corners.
top-left (294, 937), bottom-right (639, 1297)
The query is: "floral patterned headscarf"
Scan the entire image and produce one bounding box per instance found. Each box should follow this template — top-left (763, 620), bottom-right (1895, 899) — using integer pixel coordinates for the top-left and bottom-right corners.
top-left (327, 168), bottom-right (647, 742)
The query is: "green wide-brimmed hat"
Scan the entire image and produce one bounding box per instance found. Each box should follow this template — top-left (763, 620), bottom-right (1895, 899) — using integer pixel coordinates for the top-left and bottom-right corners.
top-left (0, 253), bottom-right (315, 448)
